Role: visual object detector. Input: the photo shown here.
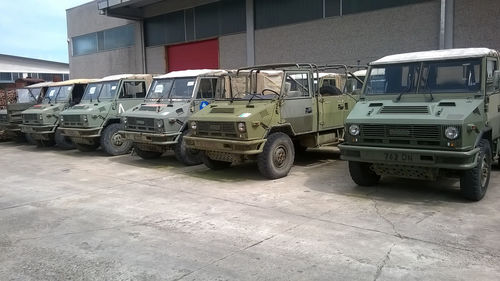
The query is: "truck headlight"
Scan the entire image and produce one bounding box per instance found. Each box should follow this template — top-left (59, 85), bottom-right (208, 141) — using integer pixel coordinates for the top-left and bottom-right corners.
top-left (191, 121), bottom-right (197, 130)
top-left (349, 124), bottom-right (360, 136)
top-left (60, 116), bottom-right (64, 122)
top-left (122, 117), bottom-right (127, 124)
top-left (445, 126), bottom-right (459, 140)
top-left (156, 119), bottom-right (163, 128)
top-left (237, 122), bottom-right (246, 133)
top-left (39, 114), bottom-right (43, 120)
top-left (83, 115), bottom-right (88, 122)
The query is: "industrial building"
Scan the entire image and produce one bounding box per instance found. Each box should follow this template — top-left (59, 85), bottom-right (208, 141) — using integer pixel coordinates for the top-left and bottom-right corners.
top-left (67, 0), bottom-right (500, 78)
top-left (0, 54), bottom-right (69, 88)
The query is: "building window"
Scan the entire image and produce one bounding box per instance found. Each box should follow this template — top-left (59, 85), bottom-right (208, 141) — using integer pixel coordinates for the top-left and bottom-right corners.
top-left (72, 24), bottom-right (135, 56)
top-left (144, 0), bottom-right (245, 47)
top-left (0, 72), bottom-right (12, 81)
top-left (341, 0), bottom-right (432, 15)
top-left (254, 0), bottom-right (323, 29)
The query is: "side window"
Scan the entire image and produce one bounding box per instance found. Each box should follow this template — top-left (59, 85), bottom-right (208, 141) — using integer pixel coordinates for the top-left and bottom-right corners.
top-left (487, 60), bottom-right (497, 81)
top-left (196, 78), bottom-right (218, 99)
top-left (120, 81), bottom-right (146, 99)
top-left (319, 77), bottom-right (343, 96)
top-left (284, 72), bottom-right (310, 98)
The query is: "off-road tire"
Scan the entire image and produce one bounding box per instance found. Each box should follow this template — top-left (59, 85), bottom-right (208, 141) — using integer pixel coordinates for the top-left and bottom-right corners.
top-left (460, 139), bottom-right (491, 201)
top-left (35, 138), bottom-right (55, 148)
top-left (202, 153), bottom-right (231, 170)
top-left (134, 147), bottom-right (162, 159)
top-left (54, 129), bottom-right (74, 150)
top-left (257, 132), bottom-right (295, 179)
top-left (174, 131), bottom-right (202, 165)
top-left (74, 142), bottom-right (100, 152)
top-left (14, 132), bottom-right (27, 143)
top-left (24, 133), bottom-right (36, 145)
top-left (348, 161), bottom-right (380, 186)
top-left (101, 123), bottom-right (133, 156)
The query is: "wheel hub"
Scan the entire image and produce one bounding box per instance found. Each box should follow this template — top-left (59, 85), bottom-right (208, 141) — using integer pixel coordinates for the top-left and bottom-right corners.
top-left (273, 145), bottom-right (287, 168)
top-left (111, 132), bottom-right (124, 147)
top-left (480, 155), bottom-right (489, 188)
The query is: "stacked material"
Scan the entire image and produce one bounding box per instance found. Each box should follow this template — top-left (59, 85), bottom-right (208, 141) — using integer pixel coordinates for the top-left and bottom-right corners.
top-left (0, 89), bottom-right (17, 109)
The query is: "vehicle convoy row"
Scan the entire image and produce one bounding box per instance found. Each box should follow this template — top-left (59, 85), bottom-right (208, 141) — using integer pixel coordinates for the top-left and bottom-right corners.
top-left (3, 47), bottom-right (498, 201)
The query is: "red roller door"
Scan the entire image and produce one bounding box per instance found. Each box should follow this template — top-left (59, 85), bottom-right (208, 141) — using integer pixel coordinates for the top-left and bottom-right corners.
top-left (166, 39), bottom-right (219, 71)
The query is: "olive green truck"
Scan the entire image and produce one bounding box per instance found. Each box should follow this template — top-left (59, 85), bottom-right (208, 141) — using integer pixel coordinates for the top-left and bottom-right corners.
top-left (58, 74), bottom-right (152, 155)
top-left (185, 64), bottom-right (362, 179)
top-left (120, 69), bottom-right (229, 165)
top-left (339, 48), bottom-right (500, 201)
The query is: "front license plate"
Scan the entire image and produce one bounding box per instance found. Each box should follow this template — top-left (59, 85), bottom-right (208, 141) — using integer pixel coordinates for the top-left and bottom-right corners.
top-left (65, 130), bottom-right (78, 136)
top-left (384, 152), bottom-right (415, 162)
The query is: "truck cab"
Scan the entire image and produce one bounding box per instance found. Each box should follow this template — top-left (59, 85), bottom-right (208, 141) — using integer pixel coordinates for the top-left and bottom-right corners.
top-left (339, 48), bottom-right (500, 201)
top-left (20, 79), bottom-right (93, 148)
top-left (120, 69), bottom-right (228, 165)
top-left (59, 74), bottom-right (152, 155)
top-left (0, 81), bottom-right (52, 142)
top-left (185, 64), bottom-right (361, 179)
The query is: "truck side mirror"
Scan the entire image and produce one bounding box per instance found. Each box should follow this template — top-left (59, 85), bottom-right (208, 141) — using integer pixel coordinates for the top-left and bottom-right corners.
top-left (493, 70), bottom-right (500, 90)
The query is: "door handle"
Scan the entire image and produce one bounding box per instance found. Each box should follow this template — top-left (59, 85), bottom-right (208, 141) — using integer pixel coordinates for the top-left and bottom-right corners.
top-left (305, 107), bottom-right (312, 114)
top-left (338, 104), bottom-right (344, 110)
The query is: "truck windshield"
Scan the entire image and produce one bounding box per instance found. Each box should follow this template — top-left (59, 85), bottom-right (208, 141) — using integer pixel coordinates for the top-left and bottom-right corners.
top-left (228, 72), bottom-right (283, 100)
top-left (42, 87), bottom-right (61, 104)
top-left (365, 59), bottom-right (482, 96)
top-left (147, 77), bottom-right (195, 100)
top-left (81, 81), bottom-right (119, 102)
top-left (55, 85), bottom-right (73, 103)
top-left (16, 88), bottom-right (36, 103)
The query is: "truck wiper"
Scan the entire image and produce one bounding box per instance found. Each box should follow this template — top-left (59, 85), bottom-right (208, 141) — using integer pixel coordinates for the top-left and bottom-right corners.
top-left (394, 87), bottom-right (411, 102)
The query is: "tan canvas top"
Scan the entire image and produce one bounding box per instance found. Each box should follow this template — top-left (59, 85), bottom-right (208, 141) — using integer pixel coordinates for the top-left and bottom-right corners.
top-left (48, 79), bottom-right (98, 86)
top-left (25, 81), bottom-right (55, 88)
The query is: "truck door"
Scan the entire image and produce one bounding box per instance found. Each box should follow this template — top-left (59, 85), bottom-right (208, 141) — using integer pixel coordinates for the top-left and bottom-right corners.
top-left (117, 80), bottom-right (147, 115)
top-left (486, 58), bottom-right (500, 140)
top-left (281, 71), bottom-right (314, 134)
top-left (318, 77), bottom-right (345, 130)
top-left (192, 77), bottom-right (224, 112)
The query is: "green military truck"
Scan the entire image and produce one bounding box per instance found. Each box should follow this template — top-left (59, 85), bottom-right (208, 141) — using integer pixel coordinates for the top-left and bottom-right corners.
top-left (59, 74), bottom-right (153, 155)
top-left (185, 64), bottom-right (361, 179)
top-left (339, 48), bottom-right (500, 201)
top-left (0, 81), bottom-right (52, 142)
top-left (120, 69), bottom-right (229, 165)
top-left (20, 79), bottom-right (94, 148)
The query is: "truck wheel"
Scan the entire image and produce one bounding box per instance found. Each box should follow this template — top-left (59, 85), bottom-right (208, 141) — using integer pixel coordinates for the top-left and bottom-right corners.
top-left (174, 131), bottom-right (201, 165)
top-left (348, 161), bottom-right (380, 186)
top-left (35, 139), bottom-right (55, 148)
top-left (257, 132), bottom-right (295, 179)
top-left (101, 123), bottom-right (133, 156)
top-left (24, 133), bottom-right (36, 145)
top-left (460, 139), bottom-right (491, 201)
top-left (54, 129), bottom-right (74, 150)
top-left (74, 142), bottom-right (99, 152)
top-left (134, 147), bottom-right (162, 159)
top-left (202, 153), bottom-right (231, 170)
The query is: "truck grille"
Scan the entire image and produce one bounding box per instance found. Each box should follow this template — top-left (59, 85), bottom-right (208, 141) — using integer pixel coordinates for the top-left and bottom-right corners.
top-left (196, 121), bottom-right (237, 138)
top-left (23, 114), bottom-right (39, 121)
top-left (126, 117), bottom-right (155, 132)
top-left (359, 124), bottom-right (452, 146)
top-left (62, 114), bottom-right (84, 127)
top-left (380, 106), bottom-right (429, 114)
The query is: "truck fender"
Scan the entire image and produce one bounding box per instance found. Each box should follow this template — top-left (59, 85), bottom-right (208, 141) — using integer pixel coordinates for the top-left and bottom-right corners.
top-left (474, 127), bottom-right (492, 148)
top-left (265, 124), bottom-right (295, 138)
top-left (103, 118), bottom-right (121, 128)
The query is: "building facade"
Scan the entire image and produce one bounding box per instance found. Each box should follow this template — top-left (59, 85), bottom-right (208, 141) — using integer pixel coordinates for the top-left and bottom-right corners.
top-left (0, 54), bottom-right (69, 88)
top-left (66, 0), bottom-right (500, 78)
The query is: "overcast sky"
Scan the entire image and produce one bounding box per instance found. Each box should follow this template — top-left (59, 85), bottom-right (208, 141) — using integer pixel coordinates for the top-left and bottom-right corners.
top-left (0, 0), bottom-right (91, 63)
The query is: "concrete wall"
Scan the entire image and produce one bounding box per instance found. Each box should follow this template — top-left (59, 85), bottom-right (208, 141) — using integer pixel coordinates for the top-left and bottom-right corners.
top-left (145, 46), bottom-right (166, 74)
top-left (454, 0), bottom-right (500, 50)
top-left (66, 1), bottom-right (144, 78)
top-left (219, 33), bottom-right (247, 69)
top-left (254, 1), bottom-right (441, 66)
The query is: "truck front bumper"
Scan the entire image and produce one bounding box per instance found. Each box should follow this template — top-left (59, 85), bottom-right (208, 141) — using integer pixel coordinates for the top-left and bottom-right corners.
top-left (59, 127), bottom-right (103, 138)
top-left (339, 144), bottom-right (480, 170)
top-left (120, 130), bottom-right (180, 146)
top-left (20, 124), bottom-right (57, 139)
top-left (184, 135), bottom-right (266, 155)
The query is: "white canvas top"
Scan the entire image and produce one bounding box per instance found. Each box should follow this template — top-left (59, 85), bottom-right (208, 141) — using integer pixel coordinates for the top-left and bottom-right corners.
top-left (26, 81), bottom-right (54, 88)
top-left (352, 69), bottom-right (367, 77)
top-left (155, 69), bottom-right (228, 79)
top-left (371, 48), bottom-right (498, 65)
top-left (99, 74), bottom-right (152, 82)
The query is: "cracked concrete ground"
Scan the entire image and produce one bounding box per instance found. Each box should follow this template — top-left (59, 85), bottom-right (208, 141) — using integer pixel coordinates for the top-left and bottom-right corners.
top-left (0, 141), bottom-right (500, 281)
